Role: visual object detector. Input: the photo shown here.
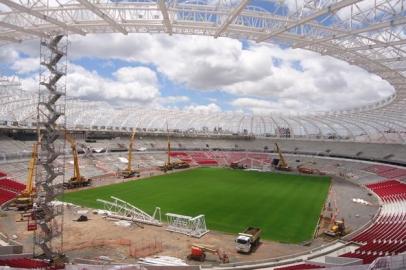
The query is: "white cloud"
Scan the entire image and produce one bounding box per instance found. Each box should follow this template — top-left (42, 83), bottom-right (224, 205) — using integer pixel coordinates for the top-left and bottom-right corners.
top-left (11, 57), bottom-right (40, 75)
top-left (67, 65), bottom-right (160, 103)
top-left (19, 64), bottom-right (160, 104)
top-left (5, 33), bottom-right (395, 113)
top-left (159, 96), bottom-right (190, 104)
top-left (0, 47), bottom-right (19, 63)
top-left (184, 103), bottom-right (222, 114)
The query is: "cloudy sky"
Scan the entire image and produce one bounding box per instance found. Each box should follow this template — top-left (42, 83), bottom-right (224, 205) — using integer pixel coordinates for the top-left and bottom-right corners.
top-left (0, 33), bottom-right (394, 115)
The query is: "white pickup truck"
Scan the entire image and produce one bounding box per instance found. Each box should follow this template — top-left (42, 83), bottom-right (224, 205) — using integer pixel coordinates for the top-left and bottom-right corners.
top-left (235, 227), bottom-right (261, 253)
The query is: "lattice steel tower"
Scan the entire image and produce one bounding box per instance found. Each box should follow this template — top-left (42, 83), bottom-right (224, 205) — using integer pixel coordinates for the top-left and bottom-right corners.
top-left (34, 35), bottom-right (67, 261)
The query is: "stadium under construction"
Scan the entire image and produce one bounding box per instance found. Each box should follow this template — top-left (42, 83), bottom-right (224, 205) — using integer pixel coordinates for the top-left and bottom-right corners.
top-left (0, 0), bottom-right (406, 269)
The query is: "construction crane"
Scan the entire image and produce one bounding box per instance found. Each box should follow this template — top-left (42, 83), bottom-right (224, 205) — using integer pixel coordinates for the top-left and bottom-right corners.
top-left (119, 130), bottom-right (140, 178)
top-left (159, 126), bottom-right (189, 172)
top-left (159, 126), bottom-right (174, 172)
top-left (274, 143), bottom-right (291, 171)
top-left (64, 132), bottom-right (92, 189)
top-left (13, 142), bottom-right (39, 210)
top-left (187, 244), bottom-right (229, 263)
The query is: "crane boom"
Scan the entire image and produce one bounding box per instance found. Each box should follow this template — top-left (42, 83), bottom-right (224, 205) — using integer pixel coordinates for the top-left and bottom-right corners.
top-left (118, 130), bottom-right (140, 178)
top-left (65, 132), bottom-right (81, 179)
top-left (22, 142), bottom-right (39, 196)
top-left (128, 130), bottom-right (136, 172)
top-left (274, 143), bottom-right (289, 170)
top-left (167, 130), bottom-right (171, 166)
top-left (63, 131), bottom-right (91, 188)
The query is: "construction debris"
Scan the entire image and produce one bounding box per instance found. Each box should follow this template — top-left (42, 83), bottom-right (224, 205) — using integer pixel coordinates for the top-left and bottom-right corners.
top-left (138, 256), bottom-right (188, 266)
top-left (352, 198), bottom-right (371, 205)
top-left (76, 215), bottom-right (88, 222)
top-left (114, 220), bottom-right (132, 228)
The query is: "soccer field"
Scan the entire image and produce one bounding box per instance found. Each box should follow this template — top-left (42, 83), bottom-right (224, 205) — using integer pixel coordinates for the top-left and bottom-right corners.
top-left (62, 167), bottom-right (331, 243)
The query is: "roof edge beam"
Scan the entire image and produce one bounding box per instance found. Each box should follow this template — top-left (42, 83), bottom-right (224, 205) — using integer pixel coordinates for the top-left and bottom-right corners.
top-left (0, 0), bottom-right (86, 35)
top-left (0, 21), bottom-right (46, 37)
top-left (0, 35), bottom-right (21, 42)
top-left (214, 0), bottom-right (250, 38)
top-left (157, 0), bottom-right (172, 35)
top-left (76, 0), bottom-right (127, 35)
top-left (256, 0), bottom-right (361, 43)
top-left (295, 16), bottom-right (406, 49)
top-left (349, 39), bottom-right (406, 51)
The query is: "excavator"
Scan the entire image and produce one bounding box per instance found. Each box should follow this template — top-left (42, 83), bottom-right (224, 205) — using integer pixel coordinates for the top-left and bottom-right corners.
top-left (13, 142), bottom-right (39, 211)
top-left (187, 244), bottom-right (229, 263)
top-left (118, 130), bottom-right (140, 178)
top-left (159, 127), bottom-right (189, 172)
top-left (274, 143), bottom-right (291, 171)
top-left (64, 132), bottom-right (92, 189)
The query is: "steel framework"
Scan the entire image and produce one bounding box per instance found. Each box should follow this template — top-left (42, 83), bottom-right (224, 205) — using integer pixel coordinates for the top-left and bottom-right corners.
top-left (166, 213), bottom-right (209, 238)
top-left (0, 0), bottom-right (405, 143)
top-left (33, 35), bottom-right (67, 259)
top-left (97, 196), bottom-right (162, 226)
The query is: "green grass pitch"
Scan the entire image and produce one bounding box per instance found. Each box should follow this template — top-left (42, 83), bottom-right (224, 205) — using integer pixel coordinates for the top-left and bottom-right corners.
top-left (62, 167), bottom-right (331, 243)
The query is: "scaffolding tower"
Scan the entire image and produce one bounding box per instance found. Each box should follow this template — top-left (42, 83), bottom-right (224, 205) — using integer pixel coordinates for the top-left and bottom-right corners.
top-left (34, 35), bottom-right (67, 261)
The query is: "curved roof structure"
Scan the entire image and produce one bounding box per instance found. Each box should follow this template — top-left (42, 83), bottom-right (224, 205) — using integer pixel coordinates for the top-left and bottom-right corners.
top-left (0, 0), bottom-right (405, 142)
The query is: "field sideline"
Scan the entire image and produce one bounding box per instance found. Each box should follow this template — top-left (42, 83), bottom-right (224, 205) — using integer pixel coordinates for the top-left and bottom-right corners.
top-left (62, 167), bottom-right (331, 243)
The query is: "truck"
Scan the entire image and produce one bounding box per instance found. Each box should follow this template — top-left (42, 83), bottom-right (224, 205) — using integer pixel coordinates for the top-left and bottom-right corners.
top-left (235, 227), bottom-right (261, 253)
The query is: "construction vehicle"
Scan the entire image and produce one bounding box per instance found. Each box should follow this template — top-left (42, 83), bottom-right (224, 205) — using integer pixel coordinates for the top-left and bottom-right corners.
top-left (64, 132), bottom-right (92, 189)
top-left (187, 244), bottom-right (229, 263)
top-left (235, 227), bottom-right (261, 253)
top-left (13, 142), bottom-right (39, 211)
top-left (119, 130), bottom-right (140, 178)
top-left (171, 160), bottom-right (190, 169)
top-left (297, 165), bottom-right (321, 175)
top-left (230, 162), bottom-right (245, 169)
top-left (159, 127), bottom-right (174, 172)
top-left (325, 219), bottom-right (346, 237)
top-left (274, 143), bottom-right (291, 171)
top-left (160, 126), bottom-right (189, 172)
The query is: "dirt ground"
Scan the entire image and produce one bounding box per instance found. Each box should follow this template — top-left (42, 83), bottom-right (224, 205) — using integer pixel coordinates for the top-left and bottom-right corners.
top-left (0, 172), bottom-right (379, 266)
top-left (1, 206), bottom-right (320, 266)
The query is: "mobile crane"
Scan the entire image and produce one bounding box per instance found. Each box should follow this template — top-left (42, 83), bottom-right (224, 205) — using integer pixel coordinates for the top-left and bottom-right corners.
top-left (274, 143), bottom-right (291, 171)
top-left (159, 127), bottom-right (189, 172)
top-left (13, 142), bottom-right (39, 210)
top-left (64, 132), bottom-right (92, 189)
top-left (159, 130), bottom-right (174, 172)
top-left (119, 130), bottom-right (140, 178)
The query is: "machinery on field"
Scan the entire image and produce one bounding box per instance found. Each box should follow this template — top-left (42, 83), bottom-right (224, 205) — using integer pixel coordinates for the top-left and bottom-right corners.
top-left (187, 244), bottom-right (229, 263)
top-left (64, 132), bottom-right (92, 189)
top-left (273, 143), bottom-right (291, 171)
top-left (12, 142), bottom-right (39, 210)
top-left (230, 161), bottom-right (245, 169)
top-left (119, 130), bottom-right (140, 178)
top-left (325, 219), bottom-right (346, 237)
top-left (235, 227), bottom-right (262, 253)
top-left (297, 164), bottom-right (321, 175)
top-left (160, 127), bottom-right (189, 172)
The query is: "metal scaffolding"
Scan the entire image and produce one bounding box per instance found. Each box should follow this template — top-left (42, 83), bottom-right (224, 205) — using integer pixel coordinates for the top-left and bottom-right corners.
top-left (34, 35), bottom-right (67, 261)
